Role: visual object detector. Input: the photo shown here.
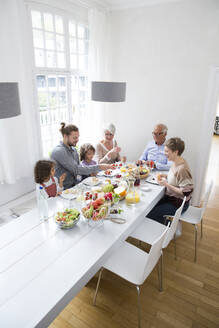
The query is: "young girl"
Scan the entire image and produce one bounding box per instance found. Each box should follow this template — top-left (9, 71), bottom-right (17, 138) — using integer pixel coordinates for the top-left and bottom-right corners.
top-left (34, 160), bottom-right (66, 198)
top-left (80, 143), bottom-right (97, 166)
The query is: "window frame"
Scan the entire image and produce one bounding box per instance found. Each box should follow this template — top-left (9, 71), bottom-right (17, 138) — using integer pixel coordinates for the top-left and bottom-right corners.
top-left (27, 3), bottom-right (89, 157)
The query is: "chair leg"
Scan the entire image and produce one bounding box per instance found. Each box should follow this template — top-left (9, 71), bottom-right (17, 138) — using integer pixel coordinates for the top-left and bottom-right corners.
top-left (157, 261), bottom-right (160, 289)
top-left (159, 253), bottom-right (163, 292)
top-left (194, 225), bottom-right (198, 262)
top-left (93, 267), bottom-right (104, 305)
top-left (136, 285), bottom-right (141, 328)
top-left (201, 220), bottom-right (203, 239)
top-left (174, 233), bottom-right (177, 260)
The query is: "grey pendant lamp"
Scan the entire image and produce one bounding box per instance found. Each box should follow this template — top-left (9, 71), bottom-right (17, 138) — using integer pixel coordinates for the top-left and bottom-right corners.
top-left (0, 82), bottom-right (21, 119)
top-left (91, 81), bottom-right (126, 102)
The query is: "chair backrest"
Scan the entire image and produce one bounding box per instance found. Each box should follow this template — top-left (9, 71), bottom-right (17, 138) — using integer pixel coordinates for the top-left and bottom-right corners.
top-left (201, 180), bottom-right (213, 218)
top-left (142, 223), bottom-right (169, 283)
top-left (162, 197), bottom-right (186, 249)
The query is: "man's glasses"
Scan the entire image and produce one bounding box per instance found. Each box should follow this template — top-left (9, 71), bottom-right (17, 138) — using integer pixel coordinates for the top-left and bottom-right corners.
top-left (152, 132), bottom-right (164, 136)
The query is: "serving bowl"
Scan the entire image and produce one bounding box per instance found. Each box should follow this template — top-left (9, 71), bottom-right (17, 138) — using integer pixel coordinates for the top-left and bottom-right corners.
top-left (55, 208), bottom-right (80, 229)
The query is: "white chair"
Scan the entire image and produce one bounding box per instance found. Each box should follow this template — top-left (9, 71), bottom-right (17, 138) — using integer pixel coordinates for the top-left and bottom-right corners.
top-left (130, 197), bottom-right (186, 288)
top-left (93, 224), bottom-right (169, 328)
top-left (180, 180), bottom-right (213, 262)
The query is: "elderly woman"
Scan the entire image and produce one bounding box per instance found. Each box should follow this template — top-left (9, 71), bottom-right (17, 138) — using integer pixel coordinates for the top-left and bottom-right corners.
top-left (95, 123), bottom-right (126, 164)
top-left (147, 137), bottom-right (193, 225)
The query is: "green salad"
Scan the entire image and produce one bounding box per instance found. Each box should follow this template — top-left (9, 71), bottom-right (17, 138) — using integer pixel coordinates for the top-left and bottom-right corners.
top-left (55, 208), bottom-right (80, 228)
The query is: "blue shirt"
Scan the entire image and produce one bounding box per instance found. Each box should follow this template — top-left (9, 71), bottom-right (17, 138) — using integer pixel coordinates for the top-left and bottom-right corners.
top-left (140, 140), bottom-right (171, 170)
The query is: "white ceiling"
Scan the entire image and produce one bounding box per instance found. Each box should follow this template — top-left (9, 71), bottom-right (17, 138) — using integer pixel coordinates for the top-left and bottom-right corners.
top-left (84, 0), bottom-right (182, 11)
top-left (73, 0), bottom-right (182, 11)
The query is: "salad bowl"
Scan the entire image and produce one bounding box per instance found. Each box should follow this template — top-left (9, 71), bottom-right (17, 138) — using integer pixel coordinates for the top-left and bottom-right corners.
top-left (55, 208), bottom-right (80, 229)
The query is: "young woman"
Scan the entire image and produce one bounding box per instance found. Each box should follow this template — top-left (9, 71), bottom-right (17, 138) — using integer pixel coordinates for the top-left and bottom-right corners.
top-left (147, 137), bottom-right (193, 224)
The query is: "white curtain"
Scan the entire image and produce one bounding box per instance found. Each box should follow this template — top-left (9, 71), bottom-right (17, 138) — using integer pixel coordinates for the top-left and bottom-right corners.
top-left (79, 8), bottom-right (110, 146)
top-left (0, 0), bottom-right (40, 184)
top-left (0, 117), bottom-right (34, 184)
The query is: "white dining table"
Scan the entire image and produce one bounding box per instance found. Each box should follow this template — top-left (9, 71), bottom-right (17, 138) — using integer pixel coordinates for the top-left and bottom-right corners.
top-left (0, 179), bottom-right (164, 328)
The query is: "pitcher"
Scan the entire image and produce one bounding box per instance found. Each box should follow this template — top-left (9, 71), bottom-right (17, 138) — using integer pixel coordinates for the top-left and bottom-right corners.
top-left (125, 178), bottom-right (140, 205)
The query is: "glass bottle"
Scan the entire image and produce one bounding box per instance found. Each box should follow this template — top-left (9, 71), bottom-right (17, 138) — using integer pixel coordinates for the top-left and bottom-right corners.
top-left (37, 186), bottom-right (49, 221)
top-left (76, 186), bottom-right (85, 203)
top-left (125, 178), bottom-right (140, 205)
top-left (134, 167), bottom-right (141, 187)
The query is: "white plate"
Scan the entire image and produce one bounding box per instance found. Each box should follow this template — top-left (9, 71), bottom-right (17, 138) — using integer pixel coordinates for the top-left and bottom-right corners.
top-left (97, 171), bottom-right (104, 177)
top-left (146, 175), bottom-right (159, 185)
top-left (140, 186), bottom-right (151, 192)
top-left (103, 173), bottom-right (115, 178)
top-left (103, 169), bottom-right (121, 178)
top-left (109, 208), bottom-right (124, 218)
top-left (82, 177), bottom-right (101, 186)
top-left (61, 188), bottom-right (77, 200)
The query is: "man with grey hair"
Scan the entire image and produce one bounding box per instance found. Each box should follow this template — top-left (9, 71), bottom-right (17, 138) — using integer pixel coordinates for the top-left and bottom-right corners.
top-left (137, 123), bottom-right (171, 170)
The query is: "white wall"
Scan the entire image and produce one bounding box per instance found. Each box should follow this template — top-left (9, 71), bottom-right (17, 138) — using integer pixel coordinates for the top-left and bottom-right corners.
top-left (106, 0), bottom-right (219, 204)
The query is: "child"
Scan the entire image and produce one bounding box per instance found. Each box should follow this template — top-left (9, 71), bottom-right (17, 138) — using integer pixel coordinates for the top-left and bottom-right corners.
top-left (34, 160), bottom-right (66, 198)
top-left (80, 143), bottom-right (97, 166)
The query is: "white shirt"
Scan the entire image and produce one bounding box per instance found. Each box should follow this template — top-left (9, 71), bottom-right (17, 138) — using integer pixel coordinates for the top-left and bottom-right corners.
top-left (35, 177), bottom-right (63, 199)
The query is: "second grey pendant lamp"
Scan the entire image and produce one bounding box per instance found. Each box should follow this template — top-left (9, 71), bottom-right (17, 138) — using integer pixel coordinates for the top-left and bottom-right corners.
top-left (91, 81), bottom-right (126, 102)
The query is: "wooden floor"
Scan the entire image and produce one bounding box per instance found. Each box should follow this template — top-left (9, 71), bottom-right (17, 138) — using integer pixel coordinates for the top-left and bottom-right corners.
top-left (50, 135), bottom-right (219, 328)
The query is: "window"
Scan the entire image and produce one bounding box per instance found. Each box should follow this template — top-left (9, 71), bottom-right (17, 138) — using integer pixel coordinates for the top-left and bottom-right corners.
top-left (31, 10), bottom-right (89, 156)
